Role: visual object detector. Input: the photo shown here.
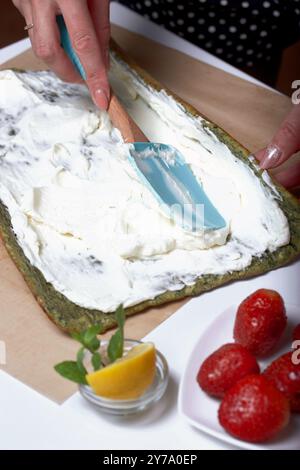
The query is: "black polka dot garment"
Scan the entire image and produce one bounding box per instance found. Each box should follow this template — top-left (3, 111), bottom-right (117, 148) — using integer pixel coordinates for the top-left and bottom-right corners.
top-left (116, 0), bottom-right (300, 85)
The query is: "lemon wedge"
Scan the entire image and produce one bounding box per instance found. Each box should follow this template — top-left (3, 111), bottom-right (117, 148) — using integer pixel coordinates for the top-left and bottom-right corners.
top-left (86, 343), bottom-right (156, 400)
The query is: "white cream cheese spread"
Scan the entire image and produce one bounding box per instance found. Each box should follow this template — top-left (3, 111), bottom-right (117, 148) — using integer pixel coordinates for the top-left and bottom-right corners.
top-left (0, 60), bottom-right (290, 312)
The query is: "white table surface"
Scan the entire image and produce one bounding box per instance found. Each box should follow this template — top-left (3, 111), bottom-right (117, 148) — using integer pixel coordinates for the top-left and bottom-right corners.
top-left (0, 3), bottom-right (291, 450)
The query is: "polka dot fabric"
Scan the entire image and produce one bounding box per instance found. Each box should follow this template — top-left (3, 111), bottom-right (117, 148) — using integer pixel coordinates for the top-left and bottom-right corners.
top-left (116, 0), bottom-right (300, 85)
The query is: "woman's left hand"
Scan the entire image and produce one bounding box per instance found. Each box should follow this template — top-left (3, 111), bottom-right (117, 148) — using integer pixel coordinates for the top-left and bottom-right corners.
top-left (255, 104), bottom-right (300, 192)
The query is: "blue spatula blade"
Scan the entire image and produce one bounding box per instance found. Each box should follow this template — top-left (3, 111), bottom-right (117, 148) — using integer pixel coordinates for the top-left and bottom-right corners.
top-left (129, 143), bottom-right (226, 232)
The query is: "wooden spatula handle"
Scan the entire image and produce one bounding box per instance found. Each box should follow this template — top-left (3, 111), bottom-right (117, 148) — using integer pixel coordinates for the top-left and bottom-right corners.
top-left (108, 93), bottom-right (148, 143)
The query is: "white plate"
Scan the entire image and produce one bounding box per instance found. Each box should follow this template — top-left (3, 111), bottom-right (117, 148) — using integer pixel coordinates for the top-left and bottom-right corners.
top-left (178, 303), bottom-right (300, 450)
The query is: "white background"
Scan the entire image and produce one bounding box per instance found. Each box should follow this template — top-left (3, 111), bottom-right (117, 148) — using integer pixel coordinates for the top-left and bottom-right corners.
top-left (0, 3), bottom-right (294, 450)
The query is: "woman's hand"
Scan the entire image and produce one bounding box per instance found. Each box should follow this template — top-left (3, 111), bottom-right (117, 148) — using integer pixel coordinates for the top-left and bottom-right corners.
top-left (12, 0), bottom-right (110, 109)
top-left (255, 104), bottom-right (300, 191)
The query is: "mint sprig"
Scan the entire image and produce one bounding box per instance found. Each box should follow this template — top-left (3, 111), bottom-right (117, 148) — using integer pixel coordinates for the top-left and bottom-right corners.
top-left (54, 305), bottom-right (126, 385)
top-left (54, 360), bottom-right (88, 385)
top-left (91, 352), bottom-right (102, 371)
top-left (71, 323), bottom-right (102, 353)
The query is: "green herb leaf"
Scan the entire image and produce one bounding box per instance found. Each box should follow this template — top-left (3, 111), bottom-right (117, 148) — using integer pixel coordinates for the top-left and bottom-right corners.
top-left (71, 331), bottom-right (85, 344)
top-left (91, 352), bottom-right (102, 371)
top-left (83, 324), bottom-right (102, 345)
top-left (54, 361), bottom-right (87, 385)
top-left (71, 324), bottom-right (102, 352)
top-left (108, 329), bottom-right (123, 363)
top-left (107, 305), bottom-right (125, 363)
top-left (76, 346), bottom-right (87, 375)
top-left (86, 336), bottom-right (100, 353)
top-left (116, 304), bottom-right (125, 329)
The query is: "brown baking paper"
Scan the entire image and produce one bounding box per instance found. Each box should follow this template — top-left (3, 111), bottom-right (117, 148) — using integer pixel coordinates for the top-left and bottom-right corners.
top-left (0, 25), bottom-right (292, 403)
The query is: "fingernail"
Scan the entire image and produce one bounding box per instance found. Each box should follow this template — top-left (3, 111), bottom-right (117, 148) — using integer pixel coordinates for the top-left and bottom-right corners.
top-left (260, 144), bottom-right (282, 169)
top-left (93, 88), bottom-right (109, 110)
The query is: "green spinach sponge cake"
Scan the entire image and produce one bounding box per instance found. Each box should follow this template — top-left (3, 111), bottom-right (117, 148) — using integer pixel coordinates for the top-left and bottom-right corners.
top-left (0, 46), bottom-right (299, 332)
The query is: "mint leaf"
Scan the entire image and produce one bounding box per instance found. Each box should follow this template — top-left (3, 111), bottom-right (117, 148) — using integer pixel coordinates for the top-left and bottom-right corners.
top-left (83, 324), bottom-right (102, 345)
top-left (116, 304), bottom-right (125, 329)
top-left (71, 324), bottom-right (102, 353)
top-left (54, 361), bottom-right (87, 385)
top-left (86, 336), bottom-right (100, 353)
top-left (71, 331), bottom-right (85, 344)
top-left (77, 346), bottom-right (87, 375)
top-left (107, 305), bottom-right (125, 363)
top-left (108, 329), bottom-right (123, 363)
top-left (91, 352), bottom-right (102, 371)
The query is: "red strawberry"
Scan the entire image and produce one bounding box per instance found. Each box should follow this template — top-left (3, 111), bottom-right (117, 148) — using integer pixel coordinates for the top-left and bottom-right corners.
top-left (264, 352), bottom-right (300, 412)
top-left (293, 324), bottom-right (300, 341)
top-left (197, 343), bottom-right (260, 398)
top-left (290, 394), bottom-right (300, 413)
top-left (218, 375), bottom-right (290, 443)
top-left (233, 289), bottom-right (287, 356)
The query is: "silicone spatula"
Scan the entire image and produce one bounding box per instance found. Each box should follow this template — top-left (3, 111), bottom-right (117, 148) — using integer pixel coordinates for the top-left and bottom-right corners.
top-left (57, 15), bottom-right (226, 232)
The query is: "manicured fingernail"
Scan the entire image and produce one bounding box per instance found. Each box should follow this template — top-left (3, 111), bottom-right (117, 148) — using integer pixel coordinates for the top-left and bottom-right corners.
top-left (260, 144), bottom-right (282, 169)
top-left (93, 88), bottom-right (109, 110)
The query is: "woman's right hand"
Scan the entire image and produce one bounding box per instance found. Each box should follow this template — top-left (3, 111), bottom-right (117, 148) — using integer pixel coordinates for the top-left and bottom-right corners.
top-left (12, 0), bottom-right (111, 109)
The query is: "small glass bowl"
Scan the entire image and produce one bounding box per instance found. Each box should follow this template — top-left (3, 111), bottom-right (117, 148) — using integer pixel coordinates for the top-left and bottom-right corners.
top-left (79, 339), bottom-right (169, 415)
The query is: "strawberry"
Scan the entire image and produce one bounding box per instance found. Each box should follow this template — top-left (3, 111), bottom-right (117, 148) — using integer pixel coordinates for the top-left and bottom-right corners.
top-left (264, 352), bottom-right (300, 412)
top-left (197, 343), bottom-right (260, 398)
top-left (218, 375), bottom-right (290, 443)
top-left (233, 289), bottom-right (287, 356)
top-left (290, 394), bottom-right (300, 413)
top-left (293, 324), bottom-right (300, 341)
